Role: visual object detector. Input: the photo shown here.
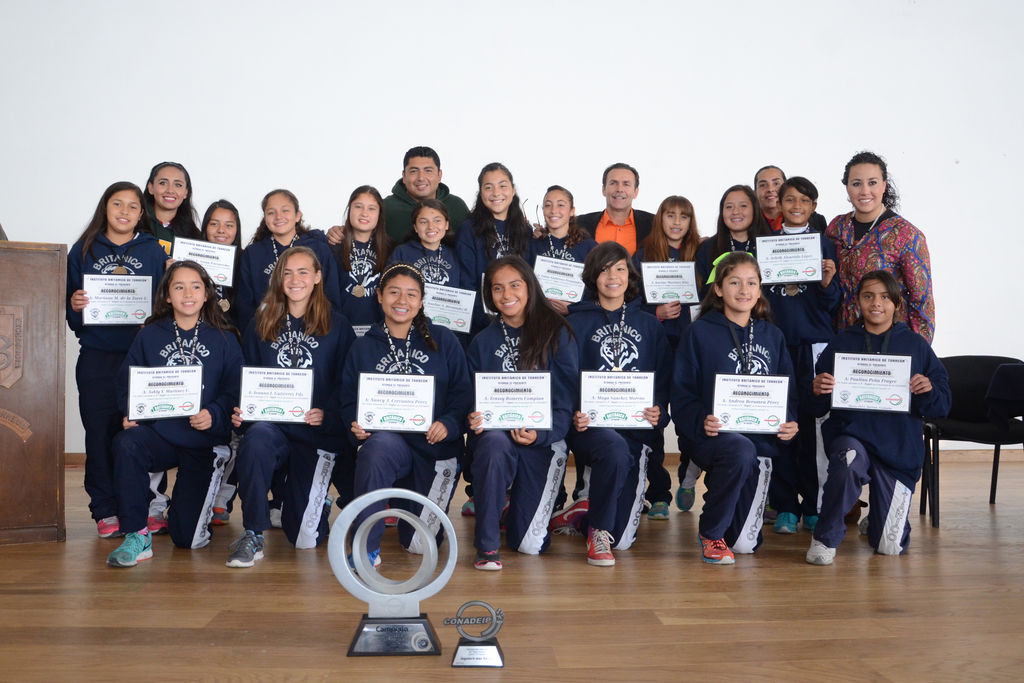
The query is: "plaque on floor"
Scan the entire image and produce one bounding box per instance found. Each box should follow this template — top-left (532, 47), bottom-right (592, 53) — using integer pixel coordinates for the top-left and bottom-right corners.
top-left (446, 600), bottom-right (505, 667)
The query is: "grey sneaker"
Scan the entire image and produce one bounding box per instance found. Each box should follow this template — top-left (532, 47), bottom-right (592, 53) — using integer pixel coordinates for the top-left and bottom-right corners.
top-left (806, 538), bottom-right (836, 566)
top-left (226, 530), bottom-right (265, 568)
top-left (268, 507), bottom-right (283, 529)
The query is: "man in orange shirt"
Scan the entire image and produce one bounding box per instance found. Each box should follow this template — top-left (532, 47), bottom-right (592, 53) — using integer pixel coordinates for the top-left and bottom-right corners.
top-left (577, 163), bottom-right (654, 256)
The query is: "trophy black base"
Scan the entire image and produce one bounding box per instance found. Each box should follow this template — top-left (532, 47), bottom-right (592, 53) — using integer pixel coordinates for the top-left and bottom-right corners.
top-left (347, 614), bottom-right (441, 656)
top-left (451, 637), bottom-right (504, 667)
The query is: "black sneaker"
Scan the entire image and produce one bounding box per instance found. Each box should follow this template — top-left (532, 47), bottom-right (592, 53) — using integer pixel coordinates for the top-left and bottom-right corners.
top-left (226, 530), bottom-right (265, 568)
top-left (474, 549), bottom-right (502, 571)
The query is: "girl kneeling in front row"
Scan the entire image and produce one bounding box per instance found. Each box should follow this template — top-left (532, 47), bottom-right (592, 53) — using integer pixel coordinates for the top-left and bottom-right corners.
top-left (670, 252), bottom-right (798, 565)
top-left (806, 270), bottom-right (949, 565)
top-left (107, 261), bottom-right (242, 567)
top-left (344, 263), bottom-right (472, 567)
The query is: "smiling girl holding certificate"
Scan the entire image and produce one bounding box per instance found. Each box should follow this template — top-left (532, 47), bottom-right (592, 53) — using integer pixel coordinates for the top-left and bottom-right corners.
top-left (67, 181), bottom-right (168, 539)
top-left (105, 261), bottom-right (242, 567)
top-left (670, 252), bottom-right (798, 565)
top-left (806, 271), bottom-right (949, 565)
top-left (226, 247), bottom-right (355, 567)
top-left (466, 256), bottom-right (578, 571)
top-left (528, 185), bottom-right (597, 316)
top-left (551, 243), bottom-right (670, 566)
top-left (342, 263), bottom-right (472, 568)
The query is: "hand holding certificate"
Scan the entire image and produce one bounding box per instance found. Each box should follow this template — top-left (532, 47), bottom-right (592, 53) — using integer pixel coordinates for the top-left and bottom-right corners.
top-left (829, 353), bottom-right (912, 413)
top-left (534, 256), bottom-right (585, 303)
top-left (755, 234), bottom-right (823, 285)
top-left (83, 274), bottom-right (152, 325)
top-left (356, 373), bottom-right (435, 432)
top-left (128, 366), bottom-right (203, 420)
top-left (579, 371), bottom-right (654, 429)
top-left (711, 374), bottom-right (792, 435)
top-left (641, 262), bottom-right (699, 305)
top-left (474, 372), bottom-right (552, 430)
top-left (171, 238), bottom-right (238, 287)
top-left (239, 367), bottom-right (314, 423)
top-left (423, 283), bottom-right (475, 334)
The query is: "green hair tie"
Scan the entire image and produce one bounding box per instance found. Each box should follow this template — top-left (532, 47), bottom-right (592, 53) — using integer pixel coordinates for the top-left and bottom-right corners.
top-left (706, 251), bottom-right (755, 284)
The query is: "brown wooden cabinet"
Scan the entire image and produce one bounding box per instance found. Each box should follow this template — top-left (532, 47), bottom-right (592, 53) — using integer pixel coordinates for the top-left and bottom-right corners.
top-left (0, 241), bottom-right (67, 544)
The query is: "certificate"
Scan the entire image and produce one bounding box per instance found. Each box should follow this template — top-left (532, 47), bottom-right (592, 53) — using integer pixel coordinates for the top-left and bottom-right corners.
top-left (755, 234), bottom-right (823, 284)
top-left (127, 365), bottom-right (202, 420)
top-left (239, 367), bottom-right (314, 423)
top-left (831, 352), bottom-right (912, 413)
top-left (357, 373), bottom-right (435, 432)
top-left (641, 262), bottom-right (699, 304)
top-left (534, 256), bottom-right (585, 303)
top-left (83, 274), bottom-right (152, 325)
top-left (580, 371), bottom-right (654, 429)
top-left (172, 237), bottom-right (238, 287)
top-left (475, 372), bottom-right (552, 430)
top-left (713, 374), bottom-right (789, 434)
top-left (424, 283), bottom-right (476, 334)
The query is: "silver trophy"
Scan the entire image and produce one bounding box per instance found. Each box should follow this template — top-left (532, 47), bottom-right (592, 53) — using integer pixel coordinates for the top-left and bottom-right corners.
top-left (327, 488), bottom-right (457, 656)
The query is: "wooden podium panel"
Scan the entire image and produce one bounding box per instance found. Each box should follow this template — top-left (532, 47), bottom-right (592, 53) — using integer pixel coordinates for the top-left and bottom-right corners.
top-left (0, 242), bottom-right (67, 544)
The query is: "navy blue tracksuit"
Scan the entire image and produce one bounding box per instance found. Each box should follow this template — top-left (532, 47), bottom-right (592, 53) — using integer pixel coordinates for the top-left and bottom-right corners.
top-left (114, 319), bottom-right (242, 548)
top-left (671, 310), bottom-right (797, 552)
top-left (567, 298), bottom-right (671, 549)
top-left (342, 322), bottom-right (472, 553)
top-left (811, 322), bottom-right (950, 554)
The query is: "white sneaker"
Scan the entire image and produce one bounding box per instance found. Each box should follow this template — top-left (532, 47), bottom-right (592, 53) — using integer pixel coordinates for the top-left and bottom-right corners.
top-left (269, 507), bottom-right (283, 529)
top-left (806, 538), bottom-right (836, 565)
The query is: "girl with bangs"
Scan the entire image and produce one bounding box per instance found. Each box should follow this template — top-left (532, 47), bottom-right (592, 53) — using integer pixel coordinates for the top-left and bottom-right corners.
top-left (334, 185), bottom-right (395, 329)
top-left (670, 252), bottom-right (798, 565)
top-left (388, 199), bottom-right (459, 288)
top-left (466, 256), bottom-right (578, 571)
top-left (236, 188), bottom-right (344, 328)
top-left (227, 247), bottom-right (356, 567)
top-left (106, 261), bottom-right (242, 567)
top-left (635, 195), bottom-right (703, 517)
top-left (529, 185), bottom-right (598, 316)
top-left (144, 161), bottom-right (201, 255)
top-left (67, 181), bottom-right (168, 539)
top-left (342, 263), bottom-right (472, 568)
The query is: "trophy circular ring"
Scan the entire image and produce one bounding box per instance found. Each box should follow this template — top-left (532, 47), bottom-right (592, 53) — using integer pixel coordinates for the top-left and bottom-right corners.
top-left (328, 487), bottom-right (458, 614)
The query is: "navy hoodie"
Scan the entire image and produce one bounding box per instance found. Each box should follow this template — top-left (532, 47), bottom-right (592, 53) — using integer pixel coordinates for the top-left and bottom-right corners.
top-left (67, 231), bottom-right (168, 352)
top-left (335, 238), bottom-right (387, 327)
top-left (455, 218), bottom-right (530, 332)
top-left (813, 321), bottom-right (951, 486)
top-left (671, 309), bottom-right (797, 446)
top-left (388, 241), bottom-right (460, 288)
top-left (763, 230), bottom-right (842, 345)
top-left (568, 297), bottom-right (671, 445)
top-left (236, 232), bottom-right (344, 331)
top-left (466, 320), bottom-right (578, 449)
top-left (117, 318), bottom-right (243, 448)
top-left (341, 321), bottom-right (472, 459)
top-left (530, 233), bottom-right (599, 316)
top-left (241, 310), bottom-right (355, 451)
top-left (633, 244), bottom-right (699, 349)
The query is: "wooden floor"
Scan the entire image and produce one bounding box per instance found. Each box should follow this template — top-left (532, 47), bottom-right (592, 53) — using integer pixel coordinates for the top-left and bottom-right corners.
top-left (2, 458), bottom-right (1024, 681)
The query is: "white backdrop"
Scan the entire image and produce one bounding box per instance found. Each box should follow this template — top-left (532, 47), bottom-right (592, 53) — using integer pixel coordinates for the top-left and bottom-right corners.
top-left (1, 1), bottom-right (1020, 452)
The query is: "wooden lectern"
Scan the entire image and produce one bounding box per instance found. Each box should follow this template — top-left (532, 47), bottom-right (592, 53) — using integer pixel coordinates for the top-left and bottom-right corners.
top-left (0, 242), bottom-right (67, 544)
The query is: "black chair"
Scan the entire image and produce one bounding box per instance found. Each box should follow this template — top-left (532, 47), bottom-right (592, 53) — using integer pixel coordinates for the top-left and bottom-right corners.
top-left (921, 355), bottom-right (1024, 527)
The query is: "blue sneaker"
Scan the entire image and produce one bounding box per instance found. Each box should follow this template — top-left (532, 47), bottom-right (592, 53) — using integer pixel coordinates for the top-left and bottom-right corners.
top-left (675, 486), bottom-right (695, 512)
top-left (347, 548), bottom-right (382, 571)
top-left (648, 501), bottom-right (670, 520)
top-left (106, 531), bottom-right (153, 568)
top-left (773, 512), bottom-right (799, 534)
top-left (802, 515), bottom-right (819, 532)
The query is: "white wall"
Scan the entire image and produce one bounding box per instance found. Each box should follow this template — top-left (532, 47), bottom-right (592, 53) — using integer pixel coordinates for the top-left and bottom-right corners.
top-left (1, 1), bottom-right (1020, 452)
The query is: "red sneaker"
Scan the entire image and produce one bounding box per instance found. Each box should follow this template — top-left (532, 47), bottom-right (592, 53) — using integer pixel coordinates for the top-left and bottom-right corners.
top-left (147, 516), bottom-right (169, 535)
top-left (96, 516), bottom-right (122, 539)
top-left (586, 528), bottom-right (615, 567)
top-left (698, 534), bottom-right (735, 565)
top-left (549, 498), bottom-right (589, 536)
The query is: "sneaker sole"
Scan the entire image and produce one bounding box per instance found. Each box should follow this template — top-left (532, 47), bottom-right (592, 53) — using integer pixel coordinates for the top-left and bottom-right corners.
top-left (701, 555), bottom-right (735, 565)
top-left (587, 557), bottom-right (615, 567)
top-left (107, 548), bottom-right (153, 568)
top-left (148, 527), bottom-right (169, 535)
top-left (774, 526), bottom-right (797, 534)
top-left (226, 551), bottom-right (264, 568)
top-left (806, 554), bottom-right (834, 566)
top-left (97, 529), bottom-right (124, 539)
top-left (648, 512), bottom-right (670, 520)
top-left (474, 561), bottom-right (502, 571)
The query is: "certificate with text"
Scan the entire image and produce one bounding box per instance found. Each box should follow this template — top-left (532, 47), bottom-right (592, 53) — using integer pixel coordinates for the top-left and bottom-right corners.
top-left (713, 374), bottom-right (789, 434)
top-left (127, 365), bottom-right (202, 420)
top-left (83, 275), bottom-right (152, 325)
top-left (580, 371), bottom-right (654, 429)
top-left (239, 367), bottom-right (314, 423)
top-left (172, 237), bottom-right (238, 287)
top-left (831, 353), bottom-right (912, 413)
top-left (424, 283), bottom-right (476, 334)
top-left (755, 234), bottom-right (823, 284)
top-left (357, 373), bottom-right (435, 432)
top-left (641, 262), bottom-right (699, 304)
top-left (475, 372), bottom-right (552, 430)
top-left (534, 256), bottom-right (585, 303)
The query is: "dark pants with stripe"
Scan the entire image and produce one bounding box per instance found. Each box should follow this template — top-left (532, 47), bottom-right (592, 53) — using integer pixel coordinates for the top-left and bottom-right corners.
top-left (113, 425), bottom-right (227, 549)
top-left (469, 431), bottom-right (567, 554)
